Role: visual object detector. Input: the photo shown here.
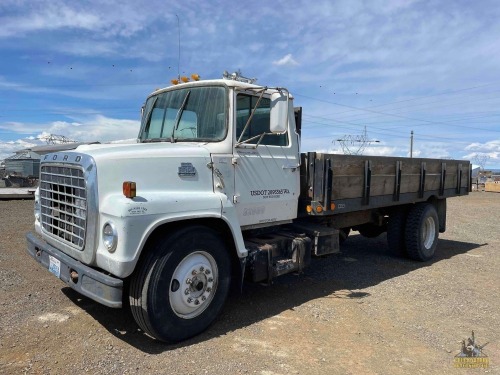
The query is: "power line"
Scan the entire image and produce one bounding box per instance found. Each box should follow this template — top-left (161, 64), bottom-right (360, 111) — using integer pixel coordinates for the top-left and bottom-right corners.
top-left (357, 111), bottom-right (500, 126)
top-left (296, 93), bottom-right (500, 133)
top-left (326, 92), bottom-right (500, 125)
top-left (302, 116), bottom-right (473, 143)
top-left (303, 113), bottom-right (466, 140)
top-left (301, 81), bottom-right (500, 119)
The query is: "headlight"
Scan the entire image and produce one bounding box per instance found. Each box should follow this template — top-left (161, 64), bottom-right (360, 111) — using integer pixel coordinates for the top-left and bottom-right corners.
top-left (102, 222), bottom-right (118, 252)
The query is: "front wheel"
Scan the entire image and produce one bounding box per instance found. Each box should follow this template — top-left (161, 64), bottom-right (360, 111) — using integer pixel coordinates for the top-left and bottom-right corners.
top-left (129, 226), bottom-right (231, 342)
top-left (405, 203), bottom-right (439, 261)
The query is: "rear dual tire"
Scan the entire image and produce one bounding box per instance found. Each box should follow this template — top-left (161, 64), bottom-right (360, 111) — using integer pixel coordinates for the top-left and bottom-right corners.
top-left (405, 203), bottom-right (439, 262)
top-left (387, 203), bottom-right (439, 262)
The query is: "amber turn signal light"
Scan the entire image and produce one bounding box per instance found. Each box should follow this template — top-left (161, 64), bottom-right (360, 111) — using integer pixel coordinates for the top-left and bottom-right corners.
top-left (123, 181), bottom-right (136, 199)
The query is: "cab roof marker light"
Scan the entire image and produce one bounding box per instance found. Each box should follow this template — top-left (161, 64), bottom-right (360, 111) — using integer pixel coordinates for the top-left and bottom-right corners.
top-left (171, 73), bottom-right (200, 86)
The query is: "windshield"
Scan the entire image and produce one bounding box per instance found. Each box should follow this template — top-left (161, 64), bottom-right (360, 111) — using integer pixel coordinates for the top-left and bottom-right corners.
top-left (139, 86), bottom-right (227, 142)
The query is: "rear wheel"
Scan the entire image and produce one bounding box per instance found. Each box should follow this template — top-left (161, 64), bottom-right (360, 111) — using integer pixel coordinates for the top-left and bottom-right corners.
top-left (405, 203), bottom-right (439, 261)
top-left (129, 226), bottom-right (231, 342)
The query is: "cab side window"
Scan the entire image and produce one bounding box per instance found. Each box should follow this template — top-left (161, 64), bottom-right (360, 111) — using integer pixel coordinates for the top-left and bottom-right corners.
top-left (236, 94), bottom-right (288, 146)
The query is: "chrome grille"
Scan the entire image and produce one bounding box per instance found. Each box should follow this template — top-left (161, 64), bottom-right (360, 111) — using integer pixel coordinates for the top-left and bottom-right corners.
top-left (40, 165), bottom-right (87, 250)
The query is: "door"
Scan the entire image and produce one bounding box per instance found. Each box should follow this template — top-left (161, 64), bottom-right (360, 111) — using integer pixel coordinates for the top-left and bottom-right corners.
top-left (233, 93), bottom-right (300, 227)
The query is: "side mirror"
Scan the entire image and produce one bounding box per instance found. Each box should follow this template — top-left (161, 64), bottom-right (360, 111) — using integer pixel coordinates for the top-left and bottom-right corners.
top-left (270, 92), bottom-right (288, 133)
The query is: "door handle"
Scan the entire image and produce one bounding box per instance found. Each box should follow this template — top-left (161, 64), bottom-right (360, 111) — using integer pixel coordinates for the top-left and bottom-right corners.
top-left (282, 164), bottom-right (300, 170)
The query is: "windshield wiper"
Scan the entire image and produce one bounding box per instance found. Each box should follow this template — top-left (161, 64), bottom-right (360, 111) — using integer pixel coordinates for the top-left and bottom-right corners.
top-left (170, 90), bottom-right (191, 143)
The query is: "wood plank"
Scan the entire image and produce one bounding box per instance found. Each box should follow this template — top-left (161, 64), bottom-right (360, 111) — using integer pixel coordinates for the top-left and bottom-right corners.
top-left (306, 153), bottom-right (471, 203)
top-left (485, 181), bottom-right (500, 193)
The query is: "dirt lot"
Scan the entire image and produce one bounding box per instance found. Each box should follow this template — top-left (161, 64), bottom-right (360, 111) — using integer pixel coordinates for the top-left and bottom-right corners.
top-left (0, 193), bottom-right (498, 374)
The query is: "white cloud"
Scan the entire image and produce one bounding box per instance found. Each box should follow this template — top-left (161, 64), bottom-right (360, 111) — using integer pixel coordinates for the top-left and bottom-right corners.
top-left (0, 122), bottom-right (46, 135)
top-left (410, 142), bottom-right (461, 159)
top-left (0, 1), bottom-right (151, 38)
top-left (0, 139), bottom-right (41, 161)
top-left (0, 115), bottom-right (140, 160)
top-left (42, 115), bottom-right (140, 143)
top-left (249, 43), bottom-right (264, 53)
top-left (273, 54), bottom-right (299, 67)
top-left (463, 141), bottom-right (500, 167)
top-left (362, 145), bottom-right (398, 156)
top-left (465, 140), bottom-right (500, 153)
top-left (0, 4), bottom-right (100, 38)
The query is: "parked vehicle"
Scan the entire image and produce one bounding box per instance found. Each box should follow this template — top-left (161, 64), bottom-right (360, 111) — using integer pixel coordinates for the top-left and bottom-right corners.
top-left (27, 72), bottom-right (471, 342)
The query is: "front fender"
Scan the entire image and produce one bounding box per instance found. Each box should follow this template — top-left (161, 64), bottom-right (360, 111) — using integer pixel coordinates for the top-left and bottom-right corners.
top-left (96, 191), bottom-right (246, 278)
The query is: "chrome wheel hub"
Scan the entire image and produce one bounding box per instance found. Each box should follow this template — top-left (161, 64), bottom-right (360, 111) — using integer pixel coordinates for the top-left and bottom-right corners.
top-left (422, 216), bottom-right (436, 250)
top-left (169, 251), bottom-right (218, 319)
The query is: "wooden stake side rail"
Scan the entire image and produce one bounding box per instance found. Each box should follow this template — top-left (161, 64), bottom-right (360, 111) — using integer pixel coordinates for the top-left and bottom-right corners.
top-left (299, 153), bottom-right (471, 216)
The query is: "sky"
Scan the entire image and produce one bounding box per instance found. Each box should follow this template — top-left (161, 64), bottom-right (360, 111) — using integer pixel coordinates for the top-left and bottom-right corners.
top-left (1, 0), bottom-right (500, 168)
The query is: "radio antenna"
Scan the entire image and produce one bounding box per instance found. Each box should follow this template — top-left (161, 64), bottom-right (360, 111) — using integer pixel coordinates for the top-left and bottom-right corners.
top-left (175, 14), bottom-right (181, 81)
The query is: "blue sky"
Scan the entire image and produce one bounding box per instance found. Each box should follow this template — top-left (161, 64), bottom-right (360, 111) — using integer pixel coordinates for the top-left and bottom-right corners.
top-left (1, 0), bottom-right (500, 168)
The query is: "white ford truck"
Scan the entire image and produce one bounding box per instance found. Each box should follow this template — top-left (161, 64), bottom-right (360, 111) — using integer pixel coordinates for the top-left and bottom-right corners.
top-left (27, 73), bottom-right (471, 342)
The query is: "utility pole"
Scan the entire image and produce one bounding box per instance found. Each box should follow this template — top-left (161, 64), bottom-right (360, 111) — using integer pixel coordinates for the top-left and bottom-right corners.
top-left (410, 130), bottom-right (414, 159)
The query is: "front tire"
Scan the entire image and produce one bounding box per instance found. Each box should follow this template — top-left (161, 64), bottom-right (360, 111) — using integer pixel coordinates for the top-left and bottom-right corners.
top-left (405, 203), bottom-right (439, 261)
top-left (129, 226), bottom-right (231, 342)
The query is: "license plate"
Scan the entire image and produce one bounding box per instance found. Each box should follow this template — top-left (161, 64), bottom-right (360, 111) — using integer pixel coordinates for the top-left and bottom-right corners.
top-left (49, 255), bottom-right (61, 279)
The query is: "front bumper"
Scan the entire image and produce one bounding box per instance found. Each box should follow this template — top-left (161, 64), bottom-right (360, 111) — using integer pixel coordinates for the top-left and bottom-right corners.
top-left (26, 232), bottom-right (123, 308)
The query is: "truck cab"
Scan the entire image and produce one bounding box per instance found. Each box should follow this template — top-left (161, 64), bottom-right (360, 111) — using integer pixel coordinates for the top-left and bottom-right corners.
top-left (139, 78), bottom-right (301, 228)
top-left (27, 75), bottom-right (307, 342)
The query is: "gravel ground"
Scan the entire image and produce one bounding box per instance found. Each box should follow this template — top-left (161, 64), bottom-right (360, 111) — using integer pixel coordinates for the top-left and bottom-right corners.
top-left (0, 193), bottom-right (498, 374)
